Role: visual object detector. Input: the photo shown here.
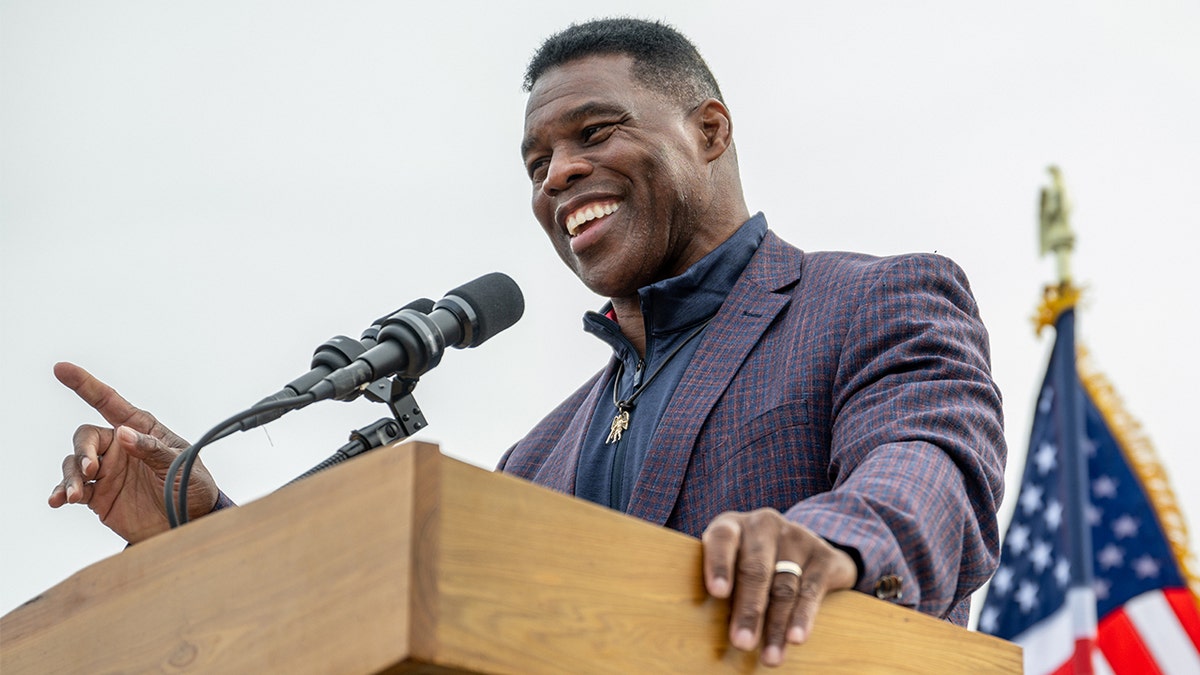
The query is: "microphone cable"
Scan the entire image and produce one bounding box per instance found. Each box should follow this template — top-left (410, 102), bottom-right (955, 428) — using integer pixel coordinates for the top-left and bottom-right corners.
top-left (164, 392), bottom-right (313, 529)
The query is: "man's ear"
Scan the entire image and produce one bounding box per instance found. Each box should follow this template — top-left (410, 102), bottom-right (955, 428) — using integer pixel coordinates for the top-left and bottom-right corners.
top-left (694, 98), bottom-right (733, 162)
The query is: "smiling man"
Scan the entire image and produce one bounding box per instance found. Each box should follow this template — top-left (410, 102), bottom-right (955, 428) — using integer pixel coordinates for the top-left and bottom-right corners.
top-left (500, 18), bottom-right (1007, 667)
top-left (50, 17), bottom-right (1006, 669)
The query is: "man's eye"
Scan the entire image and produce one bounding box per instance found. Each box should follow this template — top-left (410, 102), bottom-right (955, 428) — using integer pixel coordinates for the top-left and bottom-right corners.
top-left (582, 123), bottom-right (613, 142)
top-left (528, 158), bottom-right (549, 181)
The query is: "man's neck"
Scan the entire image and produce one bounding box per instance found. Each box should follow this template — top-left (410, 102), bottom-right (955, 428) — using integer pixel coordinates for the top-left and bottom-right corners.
top-left (605, 207), bottom-right (756, 357)
top-left (609, 296), bottom-right (647, 356)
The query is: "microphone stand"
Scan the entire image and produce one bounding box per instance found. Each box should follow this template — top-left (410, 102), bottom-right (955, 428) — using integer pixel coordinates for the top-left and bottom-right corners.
top-left (286, 375), bottom-right (428, 486)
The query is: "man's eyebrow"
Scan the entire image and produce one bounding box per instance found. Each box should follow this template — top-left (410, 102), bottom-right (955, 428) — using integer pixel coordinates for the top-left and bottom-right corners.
top-left (521, 101), bottom-right (628, 158)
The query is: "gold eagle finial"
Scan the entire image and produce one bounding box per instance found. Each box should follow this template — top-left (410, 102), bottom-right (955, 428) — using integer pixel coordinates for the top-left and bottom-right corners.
top-left (1039, 165), bottom-right (1075, 284)
top-left (1034, 166), bottom-right (1082, 334)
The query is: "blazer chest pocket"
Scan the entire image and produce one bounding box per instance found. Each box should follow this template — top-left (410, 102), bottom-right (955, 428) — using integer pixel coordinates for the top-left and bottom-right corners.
top-left (698, 397), bottom-right (815, 477)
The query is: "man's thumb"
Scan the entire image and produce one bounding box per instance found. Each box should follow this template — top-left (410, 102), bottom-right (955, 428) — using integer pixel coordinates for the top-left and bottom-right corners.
top-left (116, 426), bottom-right (177, 468)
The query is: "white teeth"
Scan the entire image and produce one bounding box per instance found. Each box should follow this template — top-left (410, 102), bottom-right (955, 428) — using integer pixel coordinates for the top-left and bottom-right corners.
top-left (566, 202), bottom-right (620, 236)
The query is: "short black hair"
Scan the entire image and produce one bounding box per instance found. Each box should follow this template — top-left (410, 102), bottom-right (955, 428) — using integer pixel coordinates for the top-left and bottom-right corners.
top-left (523, 18), bottom-right (725, 107)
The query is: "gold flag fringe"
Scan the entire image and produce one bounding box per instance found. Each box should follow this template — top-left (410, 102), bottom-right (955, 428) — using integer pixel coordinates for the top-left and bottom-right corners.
top-left (1034, 282), bottom-right (1084, 336)
top-left (1077, 345), bottom-right (1200, 604)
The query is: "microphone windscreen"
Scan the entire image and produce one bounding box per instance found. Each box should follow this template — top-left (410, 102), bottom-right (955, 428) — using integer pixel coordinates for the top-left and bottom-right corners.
top-left (447, 272), bottom-right (524, 347)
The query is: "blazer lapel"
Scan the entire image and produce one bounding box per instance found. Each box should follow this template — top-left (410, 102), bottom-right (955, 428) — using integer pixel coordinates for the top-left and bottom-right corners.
top-left (532, 359), bottom-right (618, 495)
top-left (625, 232), bottom-right (804, 526)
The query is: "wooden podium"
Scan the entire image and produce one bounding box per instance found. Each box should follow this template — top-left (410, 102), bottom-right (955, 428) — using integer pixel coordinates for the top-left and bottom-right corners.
top-left (1, 442), bottom-right (1020, 673)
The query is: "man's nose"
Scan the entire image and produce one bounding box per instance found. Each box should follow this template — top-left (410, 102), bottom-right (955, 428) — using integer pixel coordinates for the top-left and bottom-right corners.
top-left (541, 150), bottom-right (592, 196)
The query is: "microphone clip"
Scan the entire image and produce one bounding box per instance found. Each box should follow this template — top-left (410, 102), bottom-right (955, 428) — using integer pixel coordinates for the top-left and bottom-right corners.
top-left (285, 375), bottom-right (429, 486)
top-left (362, 375), bottom-right (428, 438)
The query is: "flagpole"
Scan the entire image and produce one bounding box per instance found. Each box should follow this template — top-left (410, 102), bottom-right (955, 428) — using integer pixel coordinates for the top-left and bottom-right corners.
top-left (1039, 166), bottom-right (1097, 674)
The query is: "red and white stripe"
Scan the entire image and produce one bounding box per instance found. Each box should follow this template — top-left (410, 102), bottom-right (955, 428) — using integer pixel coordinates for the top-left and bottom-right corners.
top-left (1015, 588), bottom-right (1200, 674)
top-left (1014, 587), bottom-right (1097, 675)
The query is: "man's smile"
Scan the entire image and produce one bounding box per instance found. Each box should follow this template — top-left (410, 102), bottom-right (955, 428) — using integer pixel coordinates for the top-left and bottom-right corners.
top-left (564, 200), bottom-right (622, 237)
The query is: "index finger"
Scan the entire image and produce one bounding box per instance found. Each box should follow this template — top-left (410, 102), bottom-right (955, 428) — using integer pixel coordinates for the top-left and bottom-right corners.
top-left (702, 513), bottom-right (743, 598)
top-left (54, 362), bottom-right (152, 432)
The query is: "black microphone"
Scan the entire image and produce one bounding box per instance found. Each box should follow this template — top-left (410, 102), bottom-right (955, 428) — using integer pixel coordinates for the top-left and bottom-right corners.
top-left (309, 272), bottom-right (524, 402)
top-left (235, 297), bottom-right (436, 432)
top-left (359, 298), bottom-right (436, 349)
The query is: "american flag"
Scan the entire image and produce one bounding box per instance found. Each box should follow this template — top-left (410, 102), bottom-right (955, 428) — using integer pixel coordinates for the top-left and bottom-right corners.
top-left (979, 308), bottom-right (1200, 673)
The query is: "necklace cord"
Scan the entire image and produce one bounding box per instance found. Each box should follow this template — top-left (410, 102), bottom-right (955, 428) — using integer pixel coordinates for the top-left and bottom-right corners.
top-left (612, 315), bottom-right (715, 410)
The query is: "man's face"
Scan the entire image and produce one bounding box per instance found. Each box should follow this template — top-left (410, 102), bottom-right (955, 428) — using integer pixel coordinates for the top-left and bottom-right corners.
top-left (521, 54), bottom-right (712, 299)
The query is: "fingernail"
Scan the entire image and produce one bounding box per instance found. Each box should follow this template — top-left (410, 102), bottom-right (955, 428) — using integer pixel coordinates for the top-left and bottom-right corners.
top-left (81, 456), bottom-right (92, 474)
top-left (710, 576), bottom-right (730, 597)
top-left (118, 426), bottom-right (137, 443)
top-left (66, 485), bottom-right (78, 502)
top-left (733, 628), bottom-right (756, 651)
top-left (762, 645), bottom-right (783, 666)
top-left (787, 626), bottom-right (807, 644)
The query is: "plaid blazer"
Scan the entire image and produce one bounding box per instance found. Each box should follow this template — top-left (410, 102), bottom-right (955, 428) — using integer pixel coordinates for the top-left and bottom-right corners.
top-left (498, 231), bottom-right (1006, 625)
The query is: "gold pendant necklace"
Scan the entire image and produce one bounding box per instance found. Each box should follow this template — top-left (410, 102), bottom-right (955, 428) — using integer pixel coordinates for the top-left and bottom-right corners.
top-left (604, 316), bottom-right (714, 445)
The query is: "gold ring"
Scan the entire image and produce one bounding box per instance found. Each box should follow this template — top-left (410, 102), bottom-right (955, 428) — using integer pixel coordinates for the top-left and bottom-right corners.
top-left (774, 560), bottom-right (803, 577)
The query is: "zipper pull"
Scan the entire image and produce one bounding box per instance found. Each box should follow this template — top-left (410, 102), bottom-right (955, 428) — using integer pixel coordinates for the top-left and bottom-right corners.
top-left (633, 360), bottom-right (645, 388)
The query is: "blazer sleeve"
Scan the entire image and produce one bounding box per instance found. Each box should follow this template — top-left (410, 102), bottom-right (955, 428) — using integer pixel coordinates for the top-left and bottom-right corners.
top-left (785, 253), bottom-right (1006, 620)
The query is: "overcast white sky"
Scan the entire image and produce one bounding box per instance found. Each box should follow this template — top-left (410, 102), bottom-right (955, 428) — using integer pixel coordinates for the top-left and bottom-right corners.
top-left (3, 1), bottom-right (1198, 623)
